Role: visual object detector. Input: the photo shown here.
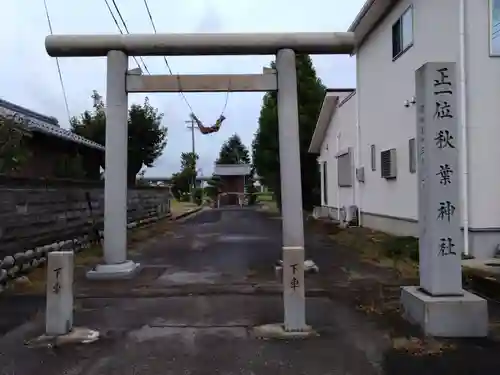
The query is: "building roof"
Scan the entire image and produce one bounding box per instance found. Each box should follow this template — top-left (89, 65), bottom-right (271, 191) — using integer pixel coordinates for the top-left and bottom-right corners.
top-left (0, 98), bottom-right (105, 151)
top-left (214, 163), bottom-right (251, 176)
top-left (348, 0), bottom-right (399, 48)
top-left (308, 89), bottom-right (355, 154)
top-left (142, 176), bottom-right (211, 183)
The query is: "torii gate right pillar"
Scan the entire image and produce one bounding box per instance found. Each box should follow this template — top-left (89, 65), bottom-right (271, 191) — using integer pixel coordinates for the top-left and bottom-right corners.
top-left (276, 48), bottom-right (307, 332)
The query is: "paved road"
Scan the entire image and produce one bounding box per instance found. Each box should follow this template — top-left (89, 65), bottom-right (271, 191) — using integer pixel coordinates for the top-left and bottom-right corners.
top-left (0, 207), bottom-right (390, 375)
top-left (138, 207), bottom-right (283, 286)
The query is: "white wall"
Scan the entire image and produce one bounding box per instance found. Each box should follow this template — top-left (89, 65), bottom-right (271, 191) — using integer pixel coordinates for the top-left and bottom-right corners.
top-left (357, 0), bottom-right (460, 221)
top-left (319, 94), bottom-right (357, 214)
top-left (464, 0), bottom-right (500, 229)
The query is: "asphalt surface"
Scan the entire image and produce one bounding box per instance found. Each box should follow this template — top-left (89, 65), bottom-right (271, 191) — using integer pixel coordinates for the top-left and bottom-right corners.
top-left (5, 207), bottom-right (500, 374)
top-left (0, 207), bottom-right (393, 375)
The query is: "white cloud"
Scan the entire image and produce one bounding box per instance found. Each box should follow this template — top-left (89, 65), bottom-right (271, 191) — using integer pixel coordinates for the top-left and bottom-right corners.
top-left (0, 0), bottom-right (364, 176)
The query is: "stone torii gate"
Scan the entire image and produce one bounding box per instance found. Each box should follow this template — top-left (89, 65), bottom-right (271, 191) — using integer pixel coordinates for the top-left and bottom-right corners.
top-left (45, 32), bottom-right (355, 332)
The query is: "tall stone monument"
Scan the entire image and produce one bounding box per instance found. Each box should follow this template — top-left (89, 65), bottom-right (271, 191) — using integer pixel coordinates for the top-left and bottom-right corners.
top-left (400, 62), bottom-right (488, 337)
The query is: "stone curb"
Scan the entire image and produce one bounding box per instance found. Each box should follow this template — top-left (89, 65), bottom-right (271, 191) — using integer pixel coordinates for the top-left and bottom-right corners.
top-left (0, 211), bottom-right (172, 292)
top-left (171, 206), bottom-right (204, 221)
top-left (463, 266), bottom-right (500, 301)
top-left (0, 206), bottom-right (207, 292)
top-left (11, 285), bottom-right (330, 298)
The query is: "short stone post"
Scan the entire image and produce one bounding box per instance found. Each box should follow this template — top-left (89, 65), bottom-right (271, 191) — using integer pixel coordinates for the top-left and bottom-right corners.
top-left (46, 251), bottom-right (74, 336)
top-left (401, 62), bottom-right (488, 337)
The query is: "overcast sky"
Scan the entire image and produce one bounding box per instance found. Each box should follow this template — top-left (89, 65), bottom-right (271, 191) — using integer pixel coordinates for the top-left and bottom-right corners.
top-left (0, 0), bottom-right (363, 177)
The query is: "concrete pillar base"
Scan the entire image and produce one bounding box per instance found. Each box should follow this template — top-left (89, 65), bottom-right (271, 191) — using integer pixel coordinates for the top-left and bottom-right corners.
top-left (26, 327), bottom-right (100, 348)
top-left (86, 260), bottom-right (141, 280)
top-left (253, 323), bottom-right (317, 340)
top-left (400, 286), bottom-right (488, 337)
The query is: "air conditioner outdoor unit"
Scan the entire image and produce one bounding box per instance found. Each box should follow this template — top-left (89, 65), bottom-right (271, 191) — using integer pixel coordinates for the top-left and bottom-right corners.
top-left (349, 205), bottom-right (359, 227)
top-left (339, 206), bottom-right (347, 222)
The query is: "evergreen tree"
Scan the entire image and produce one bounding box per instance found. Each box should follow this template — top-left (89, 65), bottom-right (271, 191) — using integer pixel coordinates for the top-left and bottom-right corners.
top-left (252, 55), bottom-right (326, 210)
top-left (216, 134), bottom-right (250, 164)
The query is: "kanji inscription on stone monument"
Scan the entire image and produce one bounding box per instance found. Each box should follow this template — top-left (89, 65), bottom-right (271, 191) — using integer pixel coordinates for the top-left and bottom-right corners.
top-left (416, 62), bottom-right (463, 296)
top-left (283, 247), bottom-right (306, 331)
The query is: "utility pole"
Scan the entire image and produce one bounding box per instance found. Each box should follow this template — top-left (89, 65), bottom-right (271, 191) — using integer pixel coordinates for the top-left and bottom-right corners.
top-left (198, 168), bottom-right (204, 204)
top-left (185, 118), bottom-right (197, 203)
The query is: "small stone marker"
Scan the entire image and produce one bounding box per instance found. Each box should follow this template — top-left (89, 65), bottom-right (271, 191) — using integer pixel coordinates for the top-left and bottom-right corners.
top-left (46, 251), bottom-right (74, 336)
top-left (416, 62), bottom-right (462, 296)
top-left (283, 246), bottom-right (306, 331)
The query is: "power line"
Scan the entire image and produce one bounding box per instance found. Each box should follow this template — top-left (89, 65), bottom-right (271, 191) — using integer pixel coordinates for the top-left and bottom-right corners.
top-left (185, 117), bottom-right (198, 202)
top-left (43, 0), bottom-right (71, 125)
top-left (103, 0), bottom-right (151, 74)
top-left (102, 0), bottom-right (145, 71)
top-left (110, 0), bottom-right (130, 33)
top-left (142, 0), bottom-right (230, 119)
top-left (109, 0), bottom-right (151, 74)
top-left (142, 0), bottom-right (174, 76)
top-left (142, 0), bottom-right (195, 113)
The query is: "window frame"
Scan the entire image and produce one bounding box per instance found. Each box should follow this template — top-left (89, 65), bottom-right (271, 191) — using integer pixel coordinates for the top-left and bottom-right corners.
top-left (337, 149), bottom-right (353, 188)
top-left (380, 148), bottom-right (397, 180)
top-left (409, 138), bottom-right (417, 174)
top-left (322, 161), bottom-right (328, 205)
top-left (370, 144), bottom-right (376, 171)
top-left (392, 5), bottom-right (414, 61)
top-left (490, 0), bottom-right (500, 56)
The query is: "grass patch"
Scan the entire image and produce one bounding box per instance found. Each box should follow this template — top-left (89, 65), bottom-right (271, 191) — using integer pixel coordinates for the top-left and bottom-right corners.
top-left (255, 192), bottom-right (274, 202)
top-left (6, 215), bottom-right (179, 295)
top-left (329, 226), bottom-right (419, 279)
top-left (75, 244), bottom-right (103, 266)
top-left (259, 200), bottom-right (280, 214)
top-left (391, 336), bottom-right (456, 356)
top-left (170, 199), bottom-right (198, 216)
top-left (8, 244), bottom-right (103, 295)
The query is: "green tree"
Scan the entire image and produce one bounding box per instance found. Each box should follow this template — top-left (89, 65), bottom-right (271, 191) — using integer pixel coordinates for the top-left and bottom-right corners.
top-left (0, 116), bottom-right (31, 174)
top-left (252, 55), bottom-right (325, 211)
top-left (70, 93), bottom-right (106, 170)
top-left (170, 170), bottom-right (191, 200)
top-left (246, 165), bottom-right (258, 205)
top-left (180, 151), bottom-right (198, 171)
top-left (216, 134), bottom-right (250, 164)
top-left (204, 175), bottom-right (221, 200)
top-left (71, 92), bottom-right (168, 185)
top-left (171, 152), bottom-right (199, 200)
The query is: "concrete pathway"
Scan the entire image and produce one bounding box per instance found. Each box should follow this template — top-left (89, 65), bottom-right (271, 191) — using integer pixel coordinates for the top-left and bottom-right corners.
top-left (0, 208), bottom-right (392, 375)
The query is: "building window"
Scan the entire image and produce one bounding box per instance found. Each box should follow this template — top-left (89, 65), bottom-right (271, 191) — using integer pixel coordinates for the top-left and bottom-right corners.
top-left (370, 144), bottom-right (376, 171)
top-left (381, 148), bottom-right (397, 179)
top-left (490, 0), bottom-right (500, 55)
top-left (322, 161), bottom-right (328, 205)
top-left (337, 149), bottom-right (353, 187)
top-left (392, 6), bottom-right (413, 59)
top-left (409, 138), bottom-right (416, 173)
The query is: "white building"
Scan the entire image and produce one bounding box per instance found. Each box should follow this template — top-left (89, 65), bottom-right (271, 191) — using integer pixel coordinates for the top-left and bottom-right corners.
top-left (309, 0), bottom-right (500, 259)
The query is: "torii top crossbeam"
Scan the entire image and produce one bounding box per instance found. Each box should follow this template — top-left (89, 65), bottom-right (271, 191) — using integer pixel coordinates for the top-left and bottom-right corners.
top-left (45, 32), bottom-right (355, 57)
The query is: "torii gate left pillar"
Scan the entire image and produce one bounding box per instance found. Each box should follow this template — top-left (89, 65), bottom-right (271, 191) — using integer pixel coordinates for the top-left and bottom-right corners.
top-left (45, 32), bottom-right (355, 332)
top-left (87, 50), bottom-right (138, 279)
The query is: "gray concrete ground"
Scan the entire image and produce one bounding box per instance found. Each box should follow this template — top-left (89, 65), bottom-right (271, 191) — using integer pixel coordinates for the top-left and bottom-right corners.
top-left (0, 207), bottom-right (391, 375)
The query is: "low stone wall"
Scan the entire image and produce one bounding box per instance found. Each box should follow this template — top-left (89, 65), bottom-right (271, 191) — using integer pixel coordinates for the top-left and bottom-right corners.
top-left (0, 176), bottom-right (171, 258)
